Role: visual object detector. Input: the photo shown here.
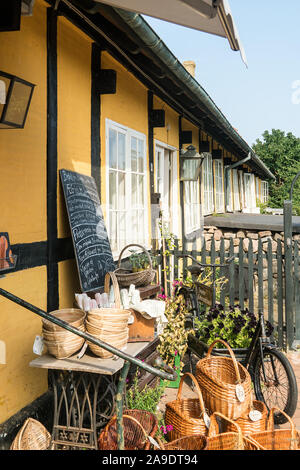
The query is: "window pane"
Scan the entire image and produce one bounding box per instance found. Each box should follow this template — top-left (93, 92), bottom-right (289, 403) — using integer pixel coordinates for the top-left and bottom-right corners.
top-left (131, 137), bottom-right (137, 172)
top-left (109, 211), bottom-right (117, 252)
top-left (118, 212), bottom-right (126, 247)
top-left (118, 172), bottom-right (125, 210)
top-left (138, 139), bottom-right (144, 173)
top-left (109, 171), bottom-right (117, 209)
top-left (138, 175), bottom-right (144, 206)
top-left (118, 132), bottom-right (126, 171)
top-left (109, 128), bottom-right (117, 169)
top-left (131, 173), bottom-right (137, 208)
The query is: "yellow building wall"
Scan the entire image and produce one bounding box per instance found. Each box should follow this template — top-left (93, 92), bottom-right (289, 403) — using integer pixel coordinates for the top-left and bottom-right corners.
top-left (0, 1), bottom-right (47, 244)
top-left (153, 96), bottom-right (179, 149)
top-left (0, 1), bottom-right (49, 424)
top-left (0, 267), bottom-right (48, 423)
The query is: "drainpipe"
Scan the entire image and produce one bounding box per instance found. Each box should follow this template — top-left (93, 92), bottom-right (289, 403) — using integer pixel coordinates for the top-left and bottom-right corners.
top-left (224, 152), bottom-right (251, 211)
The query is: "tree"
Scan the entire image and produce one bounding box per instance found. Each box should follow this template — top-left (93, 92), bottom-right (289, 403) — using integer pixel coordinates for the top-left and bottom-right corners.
top-left (253, 129), bottom-right (300, 212)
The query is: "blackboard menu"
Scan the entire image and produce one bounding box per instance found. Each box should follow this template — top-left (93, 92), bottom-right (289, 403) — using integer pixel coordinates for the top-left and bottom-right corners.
top-left (60, 169), bottom-right (115, 292)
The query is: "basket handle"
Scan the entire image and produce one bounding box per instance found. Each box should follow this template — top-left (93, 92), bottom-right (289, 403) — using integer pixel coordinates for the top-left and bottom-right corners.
top-left (176, 373), bottom-right (206, 416)
top-left (208, 412), bottom-right (244, 450)
top-left (267, 407), bottom-right (298, 450)
top-left (111, 414), bottom-right (156, 448)
top-left (206, 339), bottom-right (242, 384)
top-left (117, 244), bottom-right (153, 270)
top-left (104, 272), bottom-right (121, 309)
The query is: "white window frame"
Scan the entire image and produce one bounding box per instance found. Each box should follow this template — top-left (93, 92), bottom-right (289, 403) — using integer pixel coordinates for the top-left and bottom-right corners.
top-left (214, 159), bottom-right (224, 213)
top-left (225, 166), bottom-right (233, 212)
top-left (105, 119), bottom-right (149, 256)
top-left (261, 180), bottom-right (269, 204)
top-left (232, 169), bottom-right (240, 211)
top-left (184, 179), bottom-right (201, 234)
top-left (202, 153), bottom-right (214, 215)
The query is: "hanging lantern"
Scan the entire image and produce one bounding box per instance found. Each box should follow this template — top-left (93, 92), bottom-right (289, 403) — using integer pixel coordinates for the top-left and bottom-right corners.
top-left (0, 71), bottom-right (35, 129)
top-left (179, 144), bottom-right (204, 181)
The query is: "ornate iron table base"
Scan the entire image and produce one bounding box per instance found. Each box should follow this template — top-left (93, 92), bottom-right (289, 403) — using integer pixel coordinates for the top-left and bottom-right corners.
top-left (49, 370), bottom-right (118, 450)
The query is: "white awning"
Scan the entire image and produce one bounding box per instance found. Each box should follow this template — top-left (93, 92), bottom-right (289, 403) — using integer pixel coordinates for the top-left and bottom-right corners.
top-left (94, 0), bottom-right (247, 66)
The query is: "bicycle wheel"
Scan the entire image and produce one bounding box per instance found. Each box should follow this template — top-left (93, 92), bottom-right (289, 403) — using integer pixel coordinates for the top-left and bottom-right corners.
top-left (252, 347), bottom-right (298, 424)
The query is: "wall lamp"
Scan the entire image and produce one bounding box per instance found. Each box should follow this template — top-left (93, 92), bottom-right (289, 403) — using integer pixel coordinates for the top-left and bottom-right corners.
top-left (0, 71), bottom-right (35, 129)
top-left (180, 144), bottom-right (204, 181)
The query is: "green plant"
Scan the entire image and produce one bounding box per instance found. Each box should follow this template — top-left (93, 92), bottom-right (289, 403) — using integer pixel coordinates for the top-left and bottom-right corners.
top-left (257, 198), bottom-right (268, 214)
top-left (157, 294), bottom-right (194, 371)
top-left (194, 304), bottom-right (274, 349)
top-left (126, 369), bottom-right (166, 414)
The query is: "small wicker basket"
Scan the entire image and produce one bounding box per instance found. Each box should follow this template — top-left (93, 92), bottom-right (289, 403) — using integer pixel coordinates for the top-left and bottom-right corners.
top-left (195, 339), bottom-right (252, 420)
top-left (114, 244), bottom-right (156, 287)
top-left (10, 418), bottom-right (51, 450)
top-left (158, 434), bottom-right (207, 451)
top-left (246, 407), bottom-right (300, 450)
top-left (223, 399), bottom-right (268, 435)
top-left (165, 372), bottom-right (211, 441)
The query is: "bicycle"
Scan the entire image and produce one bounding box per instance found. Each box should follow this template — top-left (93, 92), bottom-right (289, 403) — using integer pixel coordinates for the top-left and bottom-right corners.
top-left (175, 254), bottom-right (298, 425)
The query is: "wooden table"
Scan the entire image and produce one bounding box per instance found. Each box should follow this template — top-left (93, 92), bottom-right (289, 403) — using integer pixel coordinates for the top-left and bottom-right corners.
top-left (30, 342), bottom-right (149, 450)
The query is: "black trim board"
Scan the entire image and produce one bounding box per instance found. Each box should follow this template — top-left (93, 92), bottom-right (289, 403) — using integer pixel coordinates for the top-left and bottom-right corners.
top-left (91, 43), bottom-right (101, 196)
top-left (47, 8), bottom-right (59, 312)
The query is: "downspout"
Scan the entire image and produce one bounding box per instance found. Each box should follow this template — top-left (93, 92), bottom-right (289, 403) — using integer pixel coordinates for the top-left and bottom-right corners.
top-left (224, 152), bottom-right (251, 212)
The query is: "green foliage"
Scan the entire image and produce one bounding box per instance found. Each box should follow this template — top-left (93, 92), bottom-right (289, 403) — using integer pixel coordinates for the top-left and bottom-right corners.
top-left (256, 198), bottom-right (268, 214)
top-left (157, 294), bottom-right (194, 370)
top-left (126, 370), bottom-right (166, 414)
top-left (253, 129), bottom-right (300, 209)
top-left (194, 304), bottom-right (274, 349)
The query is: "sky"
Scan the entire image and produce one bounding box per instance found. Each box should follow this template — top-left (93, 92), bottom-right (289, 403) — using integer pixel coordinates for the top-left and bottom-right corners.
top-left (143, 0), bottom-right (300, 148)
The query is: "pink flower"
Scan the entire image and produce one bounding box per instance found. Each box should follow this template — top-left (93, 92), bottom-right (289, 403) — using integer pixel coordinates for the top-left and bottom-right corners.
top-left (174, 350), bottom-right (178, 356)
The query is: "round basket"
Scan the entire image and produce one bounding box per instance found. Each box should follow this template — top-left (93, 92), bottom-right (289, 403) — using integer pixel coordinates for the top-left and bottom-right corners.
top-left (10, 418), bottom-right (51, 450)
top-left (165, 373), bottom-right (211, 441)
top-left (114, 244), bottom-right (156, 287)
top-left (44, 333), bottom-right (85, 359)
top-left (195, 339), bottom-right (252, 420)
top-left (87, 327), bottom-right (129, 358)
top-left (42, 308), bottom-right (85, 332)
top-left (98, 410), bottom-right (158, 450)
top-left (223, 400), bottom-right (268, 435)
top-left (42, 323), bottom-right (85, 341)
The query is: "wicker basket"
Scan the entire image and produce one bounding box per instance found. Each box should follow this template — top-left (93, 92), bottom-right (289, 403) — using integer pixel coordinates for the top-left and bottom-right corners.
top-left (86, 272), bottom-right (131, 358)
top-left (42, 308), bottom-right (85, 332)
top-left (158, 434), bottom-right (207, 450)
top-left (195, 339), bottom-right (252, 420)
top-left (206, 412), bottom-right (261, 450)
top-left (10, 418), bottom-right (51, 450)
top-left (98, 410), bottom-right (158, 450)
top-left (165, 372), bottom-right (211, 441)
top-left (246, 407), bottom-right (300, 450)
top-left (224, 400), bottom-right (268, 435)
top-left (43, 313), bottom-right (86, 359)
top-left (114, 244), bottom-right (156, 287)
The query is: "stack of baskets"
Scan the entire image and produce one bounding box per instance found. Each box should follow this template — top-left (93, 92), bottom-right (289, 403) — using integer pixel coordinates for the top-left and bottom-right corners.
top-left (85, 272), bottom-right (131, 358)
top-left (42, 308), bottom-right (86, 359)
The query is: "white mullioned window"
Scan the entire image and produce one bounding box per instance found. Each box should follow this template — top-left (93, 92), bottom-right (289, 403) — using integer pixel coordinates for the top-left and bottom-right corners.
top-left (244, 173), bottom-right (252, 209)
top-left (202, 153), bottom-right (214, 215)
top-left (261, 180), bottom-right (269, 204)
top-left (232, 169), bottom-right (240, 211)
top-left (184, 180), bottom-right (200, 233)
top-left (214, 159), bottom-right (224, 213)
top-left (224, 166), bottom-right (233, 212)
top-left (106, 119), bottom-right (148, 254)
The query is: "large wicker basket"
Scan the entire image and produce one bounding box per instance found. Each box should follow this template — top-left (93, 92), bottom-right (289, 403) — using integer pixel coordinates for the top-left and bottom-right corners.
top-left (98, 410), bottom-right (158, 450)
top-left (247, 407), bottom-right (300, 450)
top-left (158, 434), bottom-right (207, 451)
top-left (42, 308), bottom-right (85, 331)
top-left (206, 412), bottom-right (261, 451)
top-left (86, 272), bottom-right (131, 358)
top-left (165, 372), bottom-right (211, 441)
top-left (114, 244), bottom-right (156, 287)
top-left (195, 339), bottom-right (252, 420)
top-left (10, 418), bottom-right (51, 450)
top-left (224, 400), bottom-right (268, 435)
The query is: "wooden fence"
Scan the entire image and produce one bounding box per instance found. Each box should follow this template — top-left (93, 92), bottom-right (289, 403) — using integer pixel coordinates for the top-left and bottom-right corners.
top-left (159, 236), bottom-right (300, 352)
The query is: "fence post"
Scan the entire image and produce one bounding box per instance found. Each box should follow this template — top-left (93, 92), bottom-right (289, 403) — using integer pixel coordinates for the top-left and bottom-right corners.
top-left (277, 239), bottom-right (284, 349)
top-left (284, 199), bottom-right (294, 349)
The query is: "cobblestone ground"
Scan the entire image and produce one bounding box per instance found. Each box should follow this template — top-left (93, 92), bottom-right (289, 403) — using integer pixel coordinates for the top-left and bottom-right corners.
top-left (158, 351), bottom-right (300, 432)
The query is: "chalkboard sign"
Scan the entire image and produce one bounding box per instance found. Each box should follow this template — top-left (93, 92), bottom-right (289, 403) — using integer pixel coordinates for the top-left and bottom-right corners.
top-left (60, 169), bottom-right (115, 292)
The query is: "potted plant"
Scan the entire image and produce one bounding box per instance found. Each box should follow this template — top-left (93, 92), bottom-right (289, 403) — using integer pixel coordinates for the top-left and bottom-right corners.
top-left (157, 294), bottom-right (194, 388)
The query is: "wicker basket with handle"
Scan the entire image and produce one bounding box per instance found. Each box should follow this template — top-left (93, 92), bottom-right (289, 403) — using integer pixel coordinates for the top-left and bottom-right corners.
top-left (165, 372), bottom-right (211, 441)
top-left (195, 339), bottom-right (252, 420)
top-left (223, 399), bottom-right (268, 435)
top-left (86, 272), bottom-right (131, 358)
top-left (98, 410), bottom-right (158, 450)
top-left (114, 244), bottom-right (156, 287)
top-left (246, 407), bottom-right (300, 450)
top-left (157, 434), bottom-right (207, 451)
top-left (10, 418), bottom-right (51, 450)
top-left (206, 412), bottom-right (262, 450)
